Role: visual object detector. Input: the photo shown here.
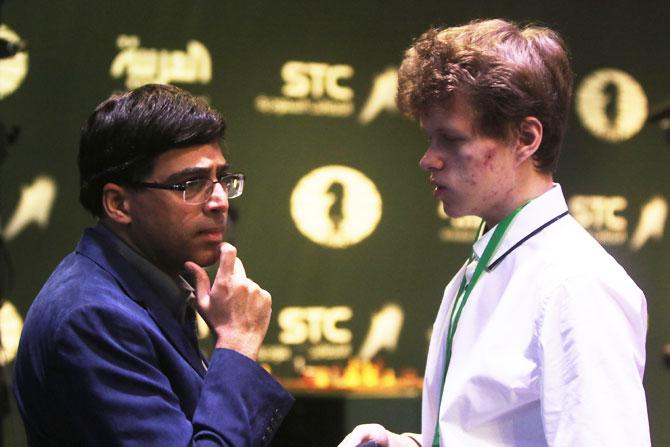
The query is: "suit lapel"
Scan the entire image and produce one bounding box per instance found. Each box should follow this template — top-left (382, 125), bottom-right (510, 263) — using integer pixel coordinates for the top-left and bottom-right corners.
top-left (77, 227), bottom-right (207, 378)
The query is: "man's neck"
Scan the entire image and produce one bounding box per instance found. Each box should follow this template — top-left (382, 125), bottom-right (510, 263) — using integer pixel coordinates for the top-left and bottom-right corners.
top-left (484, 173), bottom-right (554, 227)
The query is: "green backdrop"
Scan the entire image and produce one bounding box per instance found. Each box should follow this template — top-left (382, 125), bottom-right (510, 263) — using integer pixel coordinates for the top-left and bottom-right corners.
top-left (1, 1), bottom-right (668, 445)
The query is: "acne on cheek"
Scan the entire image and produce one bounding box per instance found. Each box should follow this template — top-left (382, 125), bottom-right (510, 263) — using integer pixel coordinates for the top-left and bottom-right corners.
top-left (457, 155), bottom-right (478, 187)
top-left (466, 173), bottom-right (477, 186)
top-left (483, 149), bottom-right (496, 170)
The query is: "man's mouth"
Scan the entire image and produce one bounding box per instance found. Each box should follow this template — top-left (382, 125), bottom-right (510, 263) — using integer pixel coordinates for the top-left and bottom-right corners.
top-left (199, 227), bottom-right (225, 241)
top-left (430, 178), bottom-right (446, 193)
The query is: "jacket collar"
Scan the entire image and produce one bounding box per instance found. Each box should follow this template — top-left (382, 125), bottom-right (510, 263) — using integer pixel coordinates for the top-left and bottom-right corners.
top-left (75, 224), bottom-right (207, 377)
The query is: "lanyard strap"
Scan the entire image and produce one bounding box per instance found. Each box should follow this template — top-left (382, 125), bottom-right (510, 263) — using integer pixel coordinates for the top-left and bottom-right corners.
top-left (432, 202), bottom-right (527, 446)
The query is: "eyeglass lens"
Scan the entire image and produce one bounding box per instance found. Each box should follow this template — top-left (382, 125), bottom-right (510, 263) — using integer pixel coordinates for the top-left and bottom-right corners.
top-left (183, 176), bottom-right (243, 203)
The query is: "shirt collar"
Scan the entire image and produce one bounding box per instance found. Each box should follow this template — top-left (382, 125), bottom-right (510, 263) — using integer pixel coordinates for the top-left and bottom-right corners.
top-left (471, 183), bottom-right (568, 265)
top-left (95, 222), bottom-right (193, 324)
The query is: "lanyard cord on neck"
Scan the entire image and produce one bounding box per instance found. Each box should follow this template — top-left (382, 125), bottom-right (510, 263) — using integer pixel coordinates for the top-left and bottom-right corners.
top-left (432, 202), bottom-right (528, 447)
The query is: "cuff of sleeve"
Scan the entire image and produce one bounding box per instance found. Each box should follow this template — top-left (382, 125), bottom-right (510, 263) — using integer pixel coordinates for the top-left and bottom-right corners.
top-left (194, 348), bottom-right (294, 446)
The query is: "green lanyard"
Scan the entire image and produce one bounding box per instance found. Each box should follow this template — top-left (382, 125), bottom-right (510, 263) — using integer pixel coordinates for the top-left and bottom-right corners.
top-left (432, 202), bottom-right (528, 447)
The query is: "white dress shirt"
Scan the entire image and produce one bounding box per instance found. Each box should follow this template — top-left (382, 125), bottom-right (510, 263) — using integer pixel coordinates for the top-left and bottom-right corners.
top-left (421, 184), bottom-right (650, 446)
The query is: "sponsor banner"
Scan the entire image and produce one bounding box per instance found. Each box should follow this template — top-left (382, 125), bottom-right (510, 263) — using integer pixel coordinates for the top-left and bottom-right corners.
top-left (435, 194), bottom-right (668, 252)
top-left (0, 24), bottom-right (29, 99)
top-left (110, 35), bottom-right (212, 89)
top-left (255, 60), bottom-right (355, 117)
top-left (259, 303), bottom-right (405, 368)
top-left (255, 61), bottom-right (399, 124)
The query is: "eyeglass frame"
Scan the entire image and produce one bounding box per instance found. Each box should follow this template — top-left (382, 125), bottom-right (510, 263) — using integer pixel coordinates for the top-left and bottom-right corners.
top-left (128, 172), bottom-right (245, 204)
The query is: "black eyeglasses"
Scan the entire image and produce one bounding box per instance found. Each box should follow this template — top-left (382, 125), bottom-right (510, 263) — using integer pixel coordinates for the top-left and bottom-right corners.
top-left (130, 173), bottom-right (244, 204)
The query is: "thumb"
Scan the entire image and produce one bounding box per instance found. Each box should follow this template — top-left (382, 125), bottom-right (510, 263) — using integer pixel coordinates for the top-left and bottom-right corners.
top-left (184, 261), bottom-right (211, 305)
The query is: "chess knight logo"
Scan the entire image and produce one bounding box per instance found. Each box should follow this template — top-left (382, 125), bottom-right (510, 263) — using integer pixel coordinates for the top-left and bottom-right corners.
top-left (290, 165), bottom-right (382, 249)
top-left (575, 68), bottom-right (648, 142)
top-left (0, 24), bottom-right (29, 99)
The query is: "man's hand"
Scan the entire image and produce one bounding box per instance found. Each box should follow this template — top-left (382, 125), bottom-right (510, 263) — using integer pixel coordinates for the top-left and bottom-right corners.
top-left (338, 425), bottom-right (421, 447)
top-left (184, 243), bottom-right (271, 360)
top-left (338, 424), bottom-right (389, 447)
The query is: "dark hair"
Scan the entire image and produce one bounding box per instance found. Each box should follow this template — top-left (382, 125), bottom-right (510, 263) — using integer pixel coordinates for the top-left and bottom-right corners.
top-left (397, 19), bottom-right (573, 174)
top-left (78, 84), bottom-right (226, 216)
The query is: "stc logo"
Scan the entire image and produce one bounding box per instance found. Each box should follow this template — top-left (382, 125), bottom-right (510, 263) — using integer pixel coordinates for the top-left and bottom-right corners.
top-left (255, 60), bottom-right (398, 123)
top-left (259, 306), bottom-right (354, 363)
top-left (278, 306), bottom-right (353, 345)
top-left (569, 194), bottom-right (667, 251)
top-left (568, 196), bottom-right (668, 251)
top-left (258, 303), bottom-right (406, 365)
top-left (281, 61), bottom-right (354, 101)
top-left (569, 195), bottom-right (628, 245)
top-left (255, 60), bottom-right (355, 117)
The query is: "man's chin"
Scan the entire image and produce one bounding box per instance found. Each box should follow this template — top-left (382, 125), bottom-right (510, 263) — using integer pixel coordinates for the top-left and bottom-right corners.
top-left (197, 255), bottom-right (220, 268)
top-left (183, 249), bottom-right (219, 270)
top-left (442, 202), bottom-right (461, 218)
top-left (442, 204), bottom-right (474, 220)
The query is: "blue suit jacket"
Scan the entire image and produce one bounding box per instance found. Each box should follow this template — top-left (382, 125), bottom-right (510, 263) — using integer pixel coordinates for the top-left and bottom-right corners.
top-left (13, 226), bottom-right (294, 446)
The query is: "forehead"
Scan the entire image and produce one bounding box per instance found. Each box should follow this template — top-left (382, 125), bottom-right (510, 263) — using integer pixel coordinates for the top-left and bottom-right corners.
top-left (151, 143), bottom-right (227, 174)
top-left (419, 94), bottom-right (478, 134)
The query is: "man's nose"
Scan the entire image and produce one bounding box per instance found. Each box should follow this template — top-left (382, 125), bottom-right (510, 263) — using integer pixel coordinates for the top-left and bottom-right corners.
top-left (205, 182), bottom-right (229, 212)
top-left (419, 147), bottom-right (444, 171)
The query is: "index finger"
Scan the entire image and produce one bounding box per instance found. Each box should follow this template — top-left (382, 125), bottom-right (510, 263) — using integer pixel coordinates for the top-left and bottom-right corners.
top-left (233, 257), bottom-right (247, 278)
top-left (216, 242), bottom-right (237, 278)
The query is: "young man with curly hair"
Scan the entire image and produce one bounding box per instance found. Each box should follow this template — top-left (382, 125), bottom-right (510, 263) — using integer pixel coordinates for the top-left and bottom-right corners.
top-left (340, 18), bottom-right (650, 447)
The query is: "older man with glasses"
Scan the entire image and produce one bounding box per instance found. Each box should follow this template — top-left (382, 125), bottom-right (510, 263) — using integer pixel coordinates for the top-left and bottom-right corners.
top-left (13, 84), bottom-right (294, 447)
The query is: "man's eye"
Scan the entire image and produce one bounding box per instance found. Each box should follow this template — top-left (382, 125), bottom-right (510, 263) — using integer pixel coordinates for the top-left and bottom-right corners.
top-left (183, 179), bottom-right (208, 189)
top-left (437, 134), bottom-right (464, 147)
top-left (184, 177), bottom-right (208, 184)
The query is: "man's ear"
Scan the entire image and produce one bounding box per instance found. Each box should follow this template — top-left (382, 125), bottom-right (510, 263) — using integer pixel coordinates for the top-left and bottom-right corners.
top-left (102, 183), bottom-right (132, 224)
top-left (515, 117), bottom-right (543, 165)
